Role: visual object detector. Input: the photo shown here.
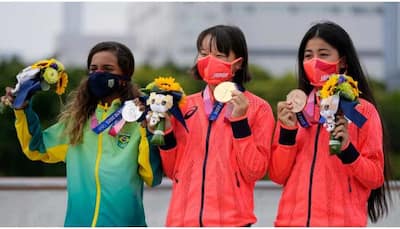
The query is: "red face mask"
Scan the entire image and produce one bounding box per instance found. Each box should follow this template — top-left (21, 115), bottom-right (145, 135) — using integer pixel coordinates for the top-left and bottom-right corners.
top-left (197, 55), bottom-right (242, 85)
top-left (303, 58), bottom-right (340, 86)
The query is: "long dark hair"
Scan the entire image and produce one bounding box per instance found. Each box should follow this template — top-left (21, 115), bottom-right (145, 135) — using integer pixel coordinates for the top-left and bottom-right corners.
top-left (297, 21), bottom-right (392, 223)
top-left (59, 41), bottom-right (140, 145)
top-left (190, 25), bottom-right (251, 86)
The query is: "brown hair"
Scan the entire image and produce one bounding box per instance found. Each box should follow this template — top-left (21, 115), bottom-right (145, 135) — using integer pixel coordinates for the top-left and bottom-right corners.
top-left (58, 41), bottom-right (140, 145)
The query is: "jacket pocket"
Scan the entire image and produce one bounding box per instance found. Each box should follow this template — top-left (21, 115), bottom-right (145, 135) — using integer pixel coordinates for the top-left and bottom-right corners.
top-left (235, 171), bottom-right (241, 188)
top-left (348, 176), bottom-right (352, 193)
top-left (174, 171), bottom-right (179, 184)
top-left (174, 159), bottom-right (195, 185)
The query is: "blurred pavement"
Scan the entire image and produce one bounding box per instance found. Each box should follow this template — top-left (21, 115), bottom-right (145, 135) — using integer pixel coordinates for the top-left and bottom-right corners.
top-left (0, 177), bottom-right (398, 227)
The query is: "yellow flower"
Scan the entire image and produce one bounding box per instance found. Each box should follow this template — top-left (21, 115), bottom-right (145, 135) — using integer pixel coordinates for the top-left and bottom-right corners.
top-left (320, 74), bottom-right (338, 99)
top-left (345, 76), bottom-right (360, 98)
top-left (319, 88), bottom-right (330, 99)
top-left (152, 76), bottom-right (186, 106)
top-left (319, 74), bottom-right (360, 101)
top-left (43, 67), bottom-right (60, 84)
top-left (31, 59), bottom-right (51, 69)
top-left (56, 71), bottom-right (68, 95)
top-left (27, 58), bottom-right (68, 96)
top-left (154, 76), bottom-right (182, 92)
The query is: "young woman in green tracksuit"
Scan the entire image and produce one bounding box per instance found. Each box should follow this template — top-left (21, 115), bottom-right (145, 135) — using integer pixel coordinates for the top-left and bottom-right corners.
top-left (2, 41), bottom-right (162, 226)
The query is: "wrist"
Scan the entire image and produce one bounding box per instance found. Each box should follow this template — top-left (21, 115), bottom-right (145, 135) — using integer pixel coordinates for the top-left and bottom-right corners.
top-left (337, 142), bottom-right (359, 164)
top-left (278, 125), bottom-right (298, 145)
top-left (231, 118), bottom-right (251, 138)
top-left (279, 121), bottom-right (298, 130)
top-left (340, 139), bottom-right (350, 151)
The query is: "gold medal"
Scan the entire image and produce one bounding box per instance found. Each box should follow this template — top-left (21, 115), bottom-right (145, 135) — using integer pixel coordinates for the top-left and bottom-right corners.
top-left (286, 89), bottom-right (307, 113)
top-left (214, 82), bottom-right (237, 103)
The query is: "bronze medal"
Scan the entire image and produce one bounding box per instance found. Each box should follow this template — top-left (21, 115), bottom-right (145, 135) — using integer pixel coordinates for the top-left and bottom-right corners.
top-left (286, 89), bottom-right (307, 113)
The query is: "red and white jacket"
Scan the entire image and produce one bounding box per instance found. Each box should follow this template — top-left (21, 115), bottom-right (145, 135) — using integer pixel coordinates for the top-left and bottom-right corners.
top-left (159, 89), bottom-right (275, 226)
top-left (269, 98), bottom-right (384, 226)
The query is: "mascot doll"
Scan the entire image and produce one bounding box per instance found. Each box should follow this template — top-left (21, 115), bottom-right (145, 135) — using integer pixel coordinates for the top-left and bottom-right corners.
top-left (142, 76), bottom-right (187, 145)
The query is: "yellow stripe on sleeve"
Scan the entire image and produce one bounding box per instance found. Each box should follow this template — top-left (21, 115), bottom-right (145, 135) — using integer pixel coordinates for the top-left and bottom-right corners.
top-left (14, 109), bottom-right (67, 163)
top-left (138, 127), bottom-right (154, 186)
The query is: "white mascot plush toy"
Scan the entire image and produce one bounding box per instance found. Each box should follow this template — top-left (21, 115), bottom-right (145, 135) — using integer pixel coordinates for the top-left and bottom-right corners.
top-left (146, 92), bottom-right (173, 131)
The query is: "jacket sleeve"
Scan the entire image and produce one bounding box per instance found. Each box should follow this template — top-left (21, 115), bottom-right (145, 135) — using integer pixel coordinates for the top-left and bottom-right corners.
top-left (158, 127), bottom-right (178, 180)
top-left (14, 103), bottom-right (68, 163)
top-left (268, 122), bottom-right (299, 185)
top-left (230, 101), bottom-right (275, 183)
top-left (138, 127), bottom-right (163, 187)
top-left (337, 100), bottom-right (384, 189)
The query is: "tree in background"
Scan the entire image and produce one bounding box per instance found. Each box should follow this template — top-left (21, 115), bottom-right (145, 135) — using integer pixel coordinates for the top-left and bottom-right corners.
top-left (0, 58), bottom-right (399, 179)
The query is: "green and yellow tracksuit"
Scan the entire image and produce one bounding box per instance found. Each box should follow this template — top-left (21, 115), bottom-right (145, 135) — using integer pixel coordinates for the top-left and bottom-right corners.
top-left (13, 99), bottom-right (162, 226)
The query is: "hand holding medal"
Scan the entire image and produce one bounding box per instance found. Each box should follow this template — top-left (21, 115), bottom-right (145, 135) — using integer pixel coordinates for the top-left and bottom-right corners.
top-left (278, 89), bottom-right (307, 127)
top-left (286, 89), bottom-right (307, 113)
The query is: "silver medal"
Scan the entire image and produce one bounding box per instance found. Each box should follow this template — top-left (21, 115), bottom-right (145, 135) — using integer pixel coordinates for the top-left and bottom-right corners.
top-left (122, 100), bottom-right (143, 122)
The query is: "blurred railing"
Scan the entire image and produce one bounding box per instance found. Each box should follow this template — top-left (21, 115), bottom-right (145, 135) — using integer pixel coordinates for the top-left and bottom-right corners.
top-left (0, 177), bottom-right (398, 227)
top-left (1, 177), bottom-right (398, 190)
top-left (0, 177), bottom-right (286, 191)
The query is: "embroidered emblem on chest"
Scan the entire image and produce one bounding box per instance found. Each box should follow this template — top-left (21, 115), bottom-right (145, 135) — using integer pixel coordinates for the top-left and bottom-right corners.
top-left (117, 134), bottom-right (131, 148)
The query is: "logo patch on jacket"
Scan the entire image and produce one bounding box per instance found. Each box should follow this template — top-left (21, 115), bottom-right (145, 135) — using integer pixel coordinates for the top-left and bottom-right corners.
top-left (184, 106), bottom-right (198, 119)
top-left (117, 134), bottom-right (130, 148)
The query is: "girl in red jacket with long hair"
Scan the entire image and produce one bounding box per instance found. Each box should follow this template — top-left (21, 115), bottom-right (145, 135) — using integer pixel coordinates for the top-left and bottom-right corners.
top-left (269, 21), bottom-right (391, 226)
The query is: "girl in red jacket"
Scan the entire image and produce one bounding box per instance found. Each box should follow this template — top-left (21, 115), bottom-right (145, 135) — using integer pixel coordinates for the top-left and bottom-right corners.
top-left (157, 25), bottom-right (275, 226)
top-left (269, 21), bottom-right (391, 226)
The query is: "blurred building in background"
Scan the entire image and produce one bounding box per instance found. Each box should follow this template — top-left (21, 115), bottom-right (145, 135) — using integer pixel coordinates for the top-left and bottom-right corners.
top-left (126, 2), bottom-right (383, 78)
top-left (384, 3), bottom-right (400, 91)
top-left (56, 2), bottom-right (135, 67)
top-left (56, 2), bottom-right (400, 88)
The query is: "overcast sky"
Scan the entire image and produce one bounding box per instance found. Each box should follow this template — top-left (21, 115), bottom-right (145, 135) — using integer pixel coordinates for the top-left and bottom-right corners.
top-left (0, 2), bottom-right (129, 62)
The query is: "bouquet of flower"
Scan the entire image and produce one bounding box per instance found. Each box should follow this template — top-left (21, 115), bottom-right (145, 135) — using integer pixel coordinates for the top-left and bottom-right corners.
top-left (142, 76), bottom-right (187, 145)
top-left (318, 74), bottom-right (363, 154)
top-left (1, 58), bottom-right (68, 111)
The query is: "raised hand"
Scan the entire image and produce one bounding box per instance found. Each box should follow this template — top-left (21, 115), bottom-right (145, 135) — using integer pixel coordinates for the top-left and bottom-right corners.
top-left (277, 101), bottom-right (297, 127)
top-left (229, 90), bottom-right (249, 118)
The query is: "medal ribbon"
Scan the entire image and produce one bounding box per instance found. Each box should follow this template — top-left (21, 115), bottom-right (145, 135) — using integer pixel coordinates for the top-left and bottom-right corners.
top-left (204, 86), bottom-right (225, 121)
top-left (295, 89), bottom-right (366, 129)
top-left (339, 99), bottom-right (367, 128)
top-left (203, 84), bottom-right (245, 121)
top-left (91, 106), bottom-right (124, 135)
top-left (296, 88), bottom-right (324, 128)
